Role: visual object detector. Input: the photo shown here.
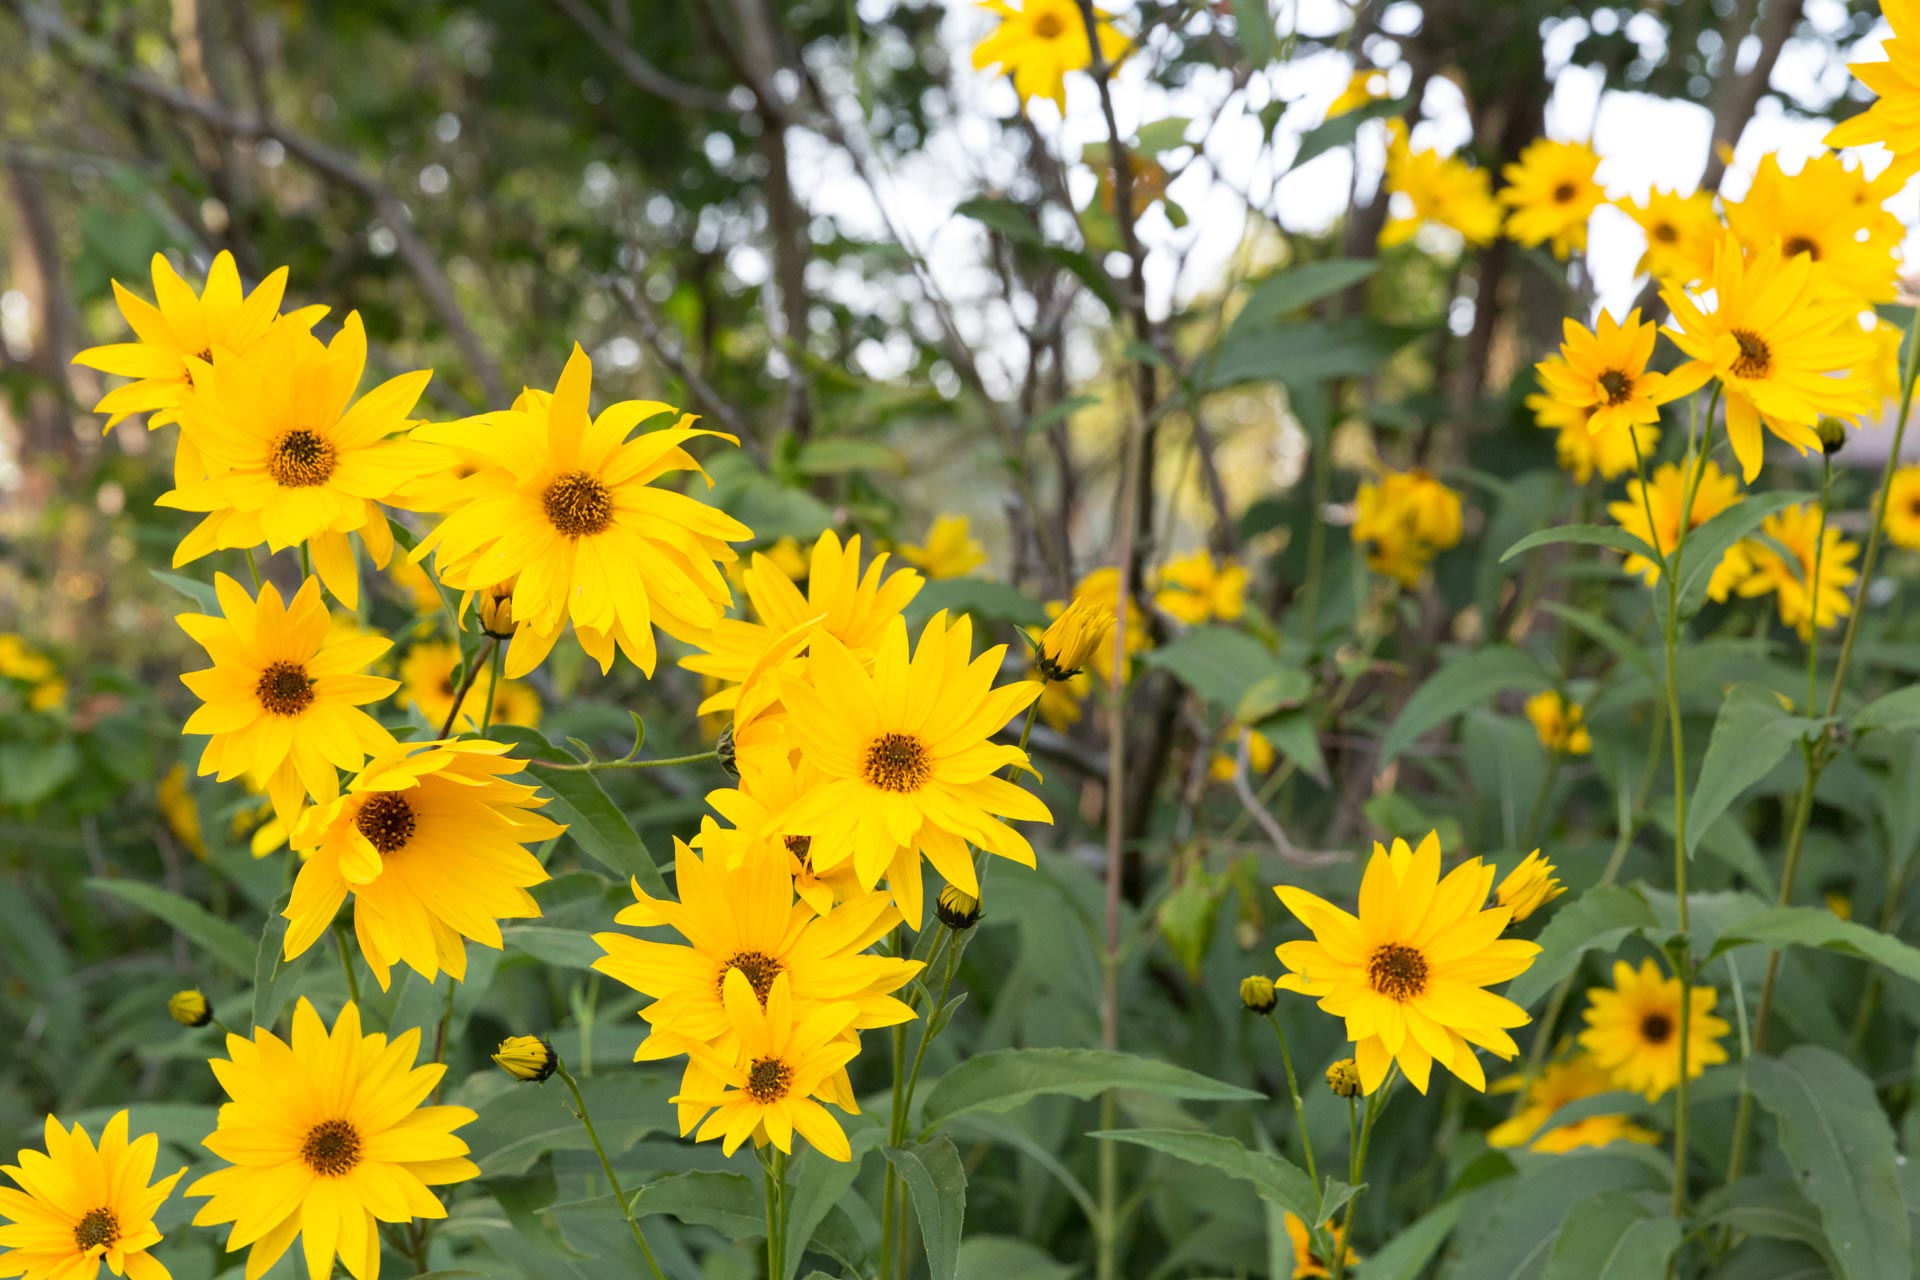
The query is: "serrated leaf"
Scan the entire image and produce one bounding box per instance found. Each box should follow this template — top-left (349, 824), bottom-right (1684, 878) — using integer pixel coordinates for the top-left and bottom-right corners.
top-left (1204, 317), bottom-right (1425, 389)
top-left (885, 1136), bottom-right (966, 1280)
top-left (86, 878), bottom-right (254, 974)
top-left (953, 197), bottom-right (1118, 312)
top-left (1505, 885), bottom-right (1659, 1008)
top-left (627, 1169), bottom-right (766, 1238)
top-left (1687, 686), bottom-right (1825, 855)
top-left (1231, 260), bottom-right (1377, 329)
top-left (485, 725), bottom-right (667, 896)
top-left (1092, 1128), bottom-right (1346, 1227)
top-left (1440, 1152), bottom-right (1665, 1280)
top-left (1379, 646), bottom-right (1553, 764)
top-left (1501, 524), bottom-right (1658, 565)
top-left (917, 1048), bottom-right (1259, 1129)
top-left (1853, 685), bottom-right (1920, 736)
top-left (794, 438), bottom-right (908, 476)
top-left (1712, 905), bottom-right (1920, 987)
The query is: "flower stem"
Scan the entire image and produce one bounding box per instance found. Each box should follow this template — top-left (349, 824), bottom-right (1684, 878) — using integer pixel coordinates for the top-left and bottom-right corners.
top-left (437, 635), bottom-right (497, 738)
top-left (541, 748), bottom-right (720, 772)
top-left (554, 1057), bottom-right (667, 1280)
top-left (481, 639), bottom-right (504, 734)
top-left (762, 1146), bottom-right (788, 1280)
top-left (1265, 1014), bottom-right (1318, 1188)
top-left (332, 927), bottom-right (359, 1006)
top-left (1328, 1072), bottom-right (1391, 1280)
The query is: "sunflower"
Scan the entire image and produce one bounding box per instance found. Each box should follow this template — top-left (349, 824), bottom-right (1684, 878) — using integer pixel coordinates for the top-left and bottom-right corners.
top-left (1493, 850), bottom-right (1565, 923)
top-left (1827, 0), bottom-right (1920, 162)
top-left (1526, 379), bottom-right (1655, 484)
top-left (1533, 309), bottom-right (1676, 440)
top-left (0, 1111), bottom-right (185, 1280)
top-left (1378, 121), bottom-right (1503, 249)
top-left (1351, 468), bottom-right (1463, 587)
top-left (899, 514), bottom-right (987, 580)
top-left (1487, 1056), bottom-right (1660, 1154)
top-left (674, 972), bottom-right (864, 1161)
top-left (1887, 467), bottom-right (1920, 550)
top-left (1523, 691), bottom-right (1590, 757)
top-left (158, 313), bottom-right (438, 609)
top-left (971, 0), bottom-right (1129, 111)
top-left (1605, 457), bottom-right (1753, 602)
top-left (282, 740), bottom-right (563, 989)
top-left (1272, 832), bottom-right (1540, 1094)
top-left (178, 574), bottom-right (397, 829)
top-left (1281, 1211), bottom-right (1358, 1279)
top-left (696, 755), bottom-right (864, 917)
top-left (1736, 503), bottom-right (1860, 640)
top-left (1153, 550), bottom-right (1248, 625)
top-left (1578, 958), bottom-right (1730, 1102)
top-left (158, 764), bottom-right (209, 860)
top-left (1498, 138), bottom-right (1605, 259)
top-left (1725, 153), bottom-right (1900, 303)
top-left (774, 611), bottom-right (1052, 927)
top-left (1659, 236), bottom-right (1878, 481)
top-left (395, 641), bottom-right (540, 734)
top-left (0, 634), bottom-right (63, 711)
top-left (187, 999), bottom-right (479, 1280)
top-left (411, 344), bottom-right (751, 679)
top-left (1623, 189), bottom-right (1719, 285)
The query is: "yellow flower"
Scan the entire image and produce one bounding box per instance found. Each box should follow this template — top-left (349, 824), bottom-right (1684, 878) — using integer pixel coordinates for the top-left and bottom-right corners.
top-left (282, 740), bottom-right (564, 989)
top-left (776, 611), bottom-right (1052, 927)
top-left (1886, 467), bottom-right (1920, 550)
top-left (1272, 832), bottom-right (1539, 1094)
top-left (1325, 1058), bottom-right (1362, 1098)
top-left (1326, 68), bottom-right (1389, 120)
top-left (1498, 138), bottom-right (1605, 259)
top-left (0, 634), bottom-right (66, 712)
top-left (1736, 503), bottom-right (1860, 640)
top-left (1208, 726), bottom-right (1276, 782)
top-left (1487, 1056), bottom-right (1660, 1154)
top-left (1659, 236), bottom-right (1877, 481)
top-left (160, 313), bottom-right (437, 609)
top-left (971, 0), bottom-right (1128, 110)
top-left (1378, 121), bottom-right (1502, 249)
top-left (386, 558), bottom-right (444, 616)
top-left (674, 972), bottom-right (864, 1161)
top-left (1034, 594), bottom-right (1116, 682)
top-left (1282, 1213), bottom-right (1358, 1278)
top-left (1605, 457), bottom-right (1753, 601)
top-left (900, 514), bottom-right (987, 580)
top-left (695, 754), bottom-right (864, 918)
top-left (412, 344), bottom-right (752, 679)
top-left (1526, 378), bottom-right (1654, 484)
top-left (492, 1036), bottom-right (557, 1083)
top-left (1827, 0), bottom-right (1920, 160)
top-left (1522, 692), bottom-right (1590, 757)
top-left (187, 999), bottom-right (479, 1280)
top-left (395, 641), bottom-right (540, 735)
top-left (1724, 153), bottom-right (1900, 303)
top-left (1533, 309), bottom-right (1677, 440)
top-left (0, 1111), bottom-right (185, 1280)
top-left (177, 574), bottom-right (397, 830)
top-left (168, 989), bottom-right (213, 1028)
top-left (158, 764), bottom-right (209, 859)
top-left (1577, 958), bottom-right (1729, 1102)
top-left (1623, 189), bottom-right (1719, 285)
top-left (1493, 849), bottom-right (1565, 922)
top-left (1042, 568), bottom-right (1145, 685)
top-left (1153, 550), bottom-right (1248, 625)
top-left (1351, 468), bottom-right (1463, 587)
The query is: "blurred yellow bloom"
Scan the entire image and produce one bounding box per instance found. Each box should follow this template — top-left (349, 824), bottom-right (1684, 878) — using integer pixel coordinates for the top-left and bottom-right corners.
top-left (1826, 0), bottom-right (1920, 162)
top-left (1578, 958), bottom-right (1729, 1102)
top-left (1523, 692), bottom-right (1590, 757)
top-left (972, 0), bottom-right (1128, 110)
top-left (1534, 309), bottom-right (1677, 440)
top-left (1737, 503), bottom-right (1860, 640)
top-left (158, 764), bottom-right (208, 859)
top-left (1351, 468), bottom-right (1463, 587)
top-left (1606, 457), bottom-right (1753, 601)
top-left (0, 634), bottom-right (65, 711)
top-left (1499, 138), bottom-right (1604, 259)
top-left (1493, 849), bottom-right (1566, 922)
top-left (1724, 153), bottom-right (1899, 303)
top-left (1326, 68), bottom-right (1389, 120)
top-left (1886, 467), bottom-right (1920, 550)
top-left (1378, 121), bottom-right (1502, 249)
top-left (1487, 1056), bottom-right (1660, 1154)
top-left (396, 640), bottom-right (541, 734)
top-left (1153, 550), bottom-right (1247, 625)
top-left (387, 557), bottom-right (444, 615)
top-left (0, 1111), bottom-right (185, 1280)
top-left (1526, 377), bottom-right (1655, 484)
top-left (1622, 189), bottom-right (1719, 285)
top-left (1282, 1212), bottom-right (1358, 1278)
top-left (1208, 726), bottom-right (1275, 781)
top-left (899, 514), bottom-right (987, 580)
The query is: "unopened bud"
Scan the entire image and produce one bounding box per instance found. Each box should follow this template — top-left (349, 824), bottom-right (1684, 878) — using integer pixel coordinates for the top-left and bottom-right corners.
top-left (478, 579), bottom-right (517, 640)
top-left (716, 724), bottom-right (739, 778)
top-left (492, 1035), bottom-right (557, 1083)
top-left (935, 885), bottom-right (981, 931)
top-left (1327, 1058), bottom-right (1363, 1098)
top-left (1815, 417), bottom-right (1850, 456)
top-left (168, 989), bottom-right (212, 1028)
top-left (1239, 974), bottom-right (1278, 1015)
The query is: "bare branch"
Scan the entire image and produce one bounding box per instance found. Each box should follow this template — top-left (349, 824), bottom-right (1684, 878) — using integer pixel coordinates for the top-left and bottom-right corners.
top-left (544, 0), bottom-right (733, 113)
top-left (605, 273), bottom-right (762, 452)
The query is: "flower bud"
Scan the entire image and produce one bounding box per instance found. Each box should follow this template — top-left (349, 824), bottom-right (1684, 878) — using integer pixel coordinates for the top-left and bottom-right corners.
top-left (1326, 1058), bottom-right (1363, 1098)
top-left (492, 1035), bottom-right (557, 1083)
top-left (935, 885), bottom-right (981, 931)
top-left (1036, 596), bottom-right (1116, 682)
top-left (1238, 974), bottom-right (1277, 1015)
top-left (168, 989), bottom-right (212, 1028)
top-left (478, 579), bottom-right (518, 640)
top-left (716, 723), bottom-right (739, 779)
top-left (1815, 417), bottom-right (1850, 457)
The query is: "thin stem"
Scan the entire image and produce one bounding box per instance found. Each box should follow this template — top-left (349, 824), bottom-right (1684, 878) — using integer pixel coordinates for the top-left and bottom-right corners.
top-left (542, 749), bottom-right (721, 772)
top-left (761, 1146), bottom-right (788, 1280)
top-left (882, 925), bottom-right (907, 1280)
top-left (1265, 1014), bottom-right (1318, 1187)
top-left (900, 928), bottom-right (961, 1141)
top-left (332, 928), bottom-right (359, 1006)
top-left (1328, 1073), bottom-right (1391, 1280)
top-left (243, 546), bottom-right (262, 591)
top-left (554, 1058), bottom-right (668, 1280)
top-left (437, 635), bottom-right (498, 738)
top-left (430, 980), bottom-right (458, 1103)
top-left (1299, 415), bottom-right (1333, 646)
top-left (481, 639), bottom-right (504, 734)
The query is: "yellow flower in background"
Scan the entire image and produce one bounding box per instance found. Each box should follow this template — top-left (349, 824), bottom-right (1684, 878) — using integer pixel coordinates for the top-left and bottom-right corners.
top-left (282, 740), bottom-right (563, 989)
top-left (158, 764), bottom-right (208, 859)
top-left (674, 971), bottom-right (864, 1161)
top-left (1827, 0), bottom-right (1920, 160)
top-left (1737, 503), bottom-right (1860, 639)
top-left (971, 0), bottom-right (1128, 110)
top-left (1499, 138), bottom-right (1605, 259)
top-left (1523, 691), bottom-right (1591, 757)
top-left (387, 558), bottom-right (444, 616)
top-left (696, 754), bottom-right (864, 917)
top-left (1886, 467), bottom-right (1920, 549)
top-left (72, 251), bottom-right (324, 439)
top-left (1153, 550), bottom-right (1248, 624)
top-left (1351, 468), bottom-right (1463, 587)
top-left (726, 537), bottom-right (809, 595)
top-left (396, 641), bottom-right (540, 734)
top-left (1494, 849), bottom-right (1565, 922)
top-left (188, 999), bottom-right (479, 1280)
top-left (1623, 189), bottom-right (1719, 285)
top-left (0, 634), bottom-right (65, 711)
top-left (1606, 457), bottom-right (1753, 601)
top-left (1659, 237), bottom-right (1876, 481)
top-left (1208, 726), bottom-right (1275, 781)
top-left (900, 514), bottom-right (987, 580)
top-left (1724, 152), bottom-right (1900, 303)
top-left (159, 313), bottom-right (438, 610)
top-left (1326, 67), bottom-right (1389, 120)
top-left (1525, 378), bottom-right (1655, 484)
top-left (1534, 309), bottom-right (1675, 440)
top-left (1378, 121), bottom-right (1502, 249)
top-left (1033, 594), bottom-right (1116, 683)
top-left (1487, 1056), bottom-right (1660, 1154)
top-left (1282, 1211), bottom-right (1358, 1278)
top-left (177, 574), bottom-right (396, 829)
top-left (412, 344), bottom-right (752, 679)
top-left (1272, 832), bottom-right (1540, 1094)
top-left (1578, 958), bottom-right (1729, 1102)
top-left (777, 611), bottom-right (1051, 927)
top-left (0, 1111), bottom-right (185, 1280)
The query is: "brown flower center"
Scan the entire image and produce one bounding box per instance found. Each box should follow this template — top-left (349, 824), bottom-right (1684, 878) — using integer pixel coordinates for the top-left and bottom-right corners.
top-left (721, 950), bottom-right (783, 1004)
top-left (542, 470), bottom-right (614, 537)
top-left (1552, 181), bottom-right (1577, 204)
top-left (1730, 327), bottom-right (1772, 379)
top-left (1366, 942), bottom-right (1430, 1002)
top-left (1031, 10), bottom-right (1065, 37)
top-left (746, 1055), bottom-right (793, 1103)
top-left (355, 792), bottom-right (417, 854)
top-left (300, 1119), bottom-right (362, 1177)
top-left (254, 660), bottom-right (314, 717)
top-left (863, 732), bottom-right (931, 793)
top-left (1782, 235), bottom-right (1819, 261)
top-left (1598, 369), bottom-right (1633, 406)
top-left (783, 834), bottom-right (814, 869)
top-left (1652, 222), bottom-right (1678, 244)
top-left (267, 429), bottom-right (337, 488)
top-left (72, 1208), bottom-right (119, 1252)
top-left (1639, 1012), bottom-right (1674, 1045)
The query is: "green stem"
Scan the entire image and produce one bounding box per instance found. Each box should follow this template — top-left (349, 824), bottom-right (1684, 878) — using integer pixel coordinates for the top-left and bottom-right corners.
top-left (1265, 1014), bottom-right (1318, 1188)
top-left (1328, 1072), bottom-right (1391, 1280)
top-left (882, 925), bottom-right (907, 1280)
top-left (1519, 752), bottom-right (1564, 851)
top-left (332, 927), bottom-right (359, 1006)
top-left (541, 748), bottom-right (721, 772)
top-left (243, 546), bottom-right (262, 591)
top-left (901, 928), bottom-right (961, 1142)
top-left (481, 639), bottom-right (504, 734)
top-left (437, 635), bottom-right (497, 738)
top-left (554, 1059), bottom-right (668, 1280)
top-left (1299, 415), bottom-right (1333, 646)
top-left (1097, 1089), bottom-right (1118, 1280)
top-left (762, 1146), bottom-right (788, 1280)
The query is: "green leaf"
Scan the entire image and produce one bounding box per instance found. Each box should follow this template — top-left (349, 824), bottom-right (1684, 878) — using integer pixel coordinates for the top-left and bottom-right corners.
top-left (249, 903), bottom-right (312, 1032)
top-left (1351, 1197), bottom-right (1465, 1279)
top-left (628, 1169), bottom-right (766, 1238)
top-left (1204, 318), bottom-right (1424, 389)
top-left (782, 1141), bottom-right (869, 1278)
top-left (486, 726), bottom-right (667, 896)
top-left (1500, 524), bottom-right (1657, 565)
top-left (149, 569), bottom-right (222, 614)
top-left (1686, 686), bottom-right (1824, 855)
top-left (885, 1136), bottom-right (967, 1280)
top-left (1092, 1128), bottom-right (1339, 1227)
top-left (1712, 905), bottom-right (1920, 987)
top-left (1379, 646), bottom-right (1553, 764)
top-left (953, 197), bottom-right (1119, 312)
top-left (1237, 669), bottom-right (1313, 724)
top-left (917, 1047), bottom-right (1260, 1129)
top-left (1230, 0), bottom-right (1271, 66)
top-left (466, 1072), bottom-right (674, 1178)
top-left (1537, 601), bottom-right (1658, 687)
top-left (793, 438), bottom-right (907, 476)
top-left (1853, 685), bottom-right (1920, 736)
top-left (1232, 260), bottom-right (1377, 329)
top-left (500, 924), bottom-right (605, 970)
top-left (86, 878), bottom-right (255, 974)
top-left (1440, 1152), bottom-right (1665, 1280)
top-left (1541, 1192), bottom-right (1681, 1280)
top-left (1140, 626), bottom-right (1297, 714)
top-left (907, 578), bottom-right (1049, 628)
top-left (1292, 97), bottom-right (1409, 169)
top-left (1505, 885), bottom-right (1658, 1008)
top-left (1745, 1047), bottom-right (1909, 1280)
top-left (1251, 708), bottom-right (1329, 787)
top-left (955, 1237), bottom-right (1078, 1280)
top-left (1673, 491), bottom-right (1808, 619)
